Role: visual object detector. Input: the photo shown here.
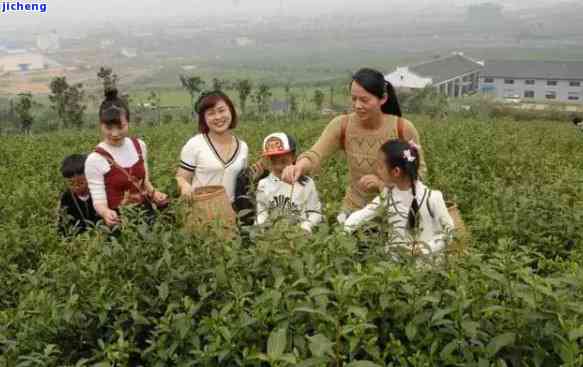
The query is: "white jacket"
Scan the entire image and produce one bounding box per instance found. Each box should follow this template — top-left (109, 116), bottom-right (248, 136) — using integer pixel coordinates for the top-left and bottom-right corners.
top-left (344, 181), bottom-right (454, 254)
top-left (256, 173), bottom-right (322, 232)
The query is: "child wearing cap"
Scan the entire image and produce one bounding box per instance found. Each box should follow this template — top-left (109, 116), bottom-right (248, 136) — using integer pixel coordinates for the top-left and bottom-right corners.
top-left (256, 132), bottom-right (323, 233)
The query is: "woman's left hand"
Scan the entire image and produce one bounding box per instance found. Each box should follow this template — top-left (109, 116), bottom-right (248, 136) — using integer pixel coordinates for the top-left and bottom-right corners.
top-left (358, 175), bottom-right (384, 193)
top-left (152, 191), bottom-right (167, 201)
top-left (151, 191), bottom-right (169, 207)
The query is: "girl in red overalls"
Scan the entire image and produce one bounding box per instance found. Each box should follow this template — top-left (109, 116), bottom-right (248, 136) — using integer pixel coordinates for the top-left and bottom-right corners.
top-left (85, 89), bottom-right (168, 226)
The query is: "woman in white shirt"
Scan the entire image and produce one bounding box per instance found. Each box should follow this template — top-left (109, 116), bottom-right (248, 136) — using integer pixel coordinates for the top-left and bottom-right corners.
top-left (176, 91), bottom-right (248, 205)
top-left (344, 139), bottom-right (454, 255)
top-left (85, 89), bottom-right (168, 226)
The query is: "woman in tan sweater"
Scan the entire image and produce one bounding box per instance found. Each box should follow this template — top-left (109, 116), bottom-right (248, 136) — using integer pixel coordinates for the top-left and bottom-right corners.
top-left (281, 68), bottom-right (426, 222)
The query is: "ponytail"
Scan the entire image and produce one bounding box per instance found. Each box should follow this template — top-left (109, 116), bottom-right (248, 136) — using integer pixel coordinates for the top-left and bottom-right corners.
top-left (99, 88), bottom-right (130, 125)
top-left (383, 81), bottom-right (402, 117)
top-left (352, 68), bottom-right (402, 117)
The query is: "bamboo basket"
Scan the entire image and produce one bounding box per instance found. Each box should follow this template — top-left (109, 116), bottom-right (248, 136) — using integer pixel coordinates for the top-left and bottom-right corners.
top-left (184, 185), bottom-right (237, 240)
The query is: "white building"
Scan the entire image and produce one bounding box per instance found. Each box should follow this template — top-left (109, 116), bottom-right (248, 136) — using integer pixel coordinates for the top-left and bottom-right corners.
top-left (100, 39), bottom-right (115, 49)
top-left (385, 53), bottom-right (484, 98)
top-left (234, 37), bottom-right (256, 47)
top-left (480, 60), bottom-right (583, 103)
top-left (0, 53), bottom-right (47, 73)
top-left (120, 48), bottom-right (138, 58)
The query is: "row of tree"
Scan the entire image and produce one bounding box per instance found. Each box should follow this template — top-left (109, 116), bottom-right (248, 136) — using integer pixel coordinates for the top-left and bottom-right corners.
top-left (5, 67), bottom-right (339, 134)
top-left (10, 67), bottom-right (114, 133)
top-left (178, 75), bottom-right (328, 118)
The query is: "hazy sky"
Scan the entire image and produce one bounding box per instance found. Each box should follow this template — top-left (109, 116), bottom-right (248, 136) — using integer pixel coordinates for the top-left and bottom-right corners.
top-left (0, 0), bottom-right (563, 29)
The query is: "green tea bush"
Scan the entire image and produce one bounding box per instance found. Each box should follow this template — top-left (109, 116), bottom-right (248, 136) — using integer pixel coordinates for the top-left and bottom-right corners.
top-left (0, 115), bottom-right (582, 366)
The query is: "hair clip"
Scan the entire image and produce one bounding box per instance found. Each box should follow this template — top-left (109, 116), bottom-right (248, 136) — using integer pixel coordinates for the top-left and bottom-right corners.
top-left (403, 149), bottom-right (416, 162)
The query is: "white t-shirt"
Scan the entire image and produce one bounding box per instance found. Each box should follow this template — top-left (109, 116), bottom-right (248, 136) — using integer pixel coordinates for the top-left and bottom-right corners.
top-left (85, 137), bottom-right (148, 207)
top-left (344, 181), bottom-right (454, 254)
top-left (256, 173), bottom-right (323, 232)
top-left (179, 134), bottom-right (248, 203)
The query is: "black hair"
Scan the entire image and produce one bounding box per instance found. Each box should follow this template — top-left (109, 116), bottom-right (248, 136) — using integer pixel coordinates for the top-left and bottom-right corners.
top-left (61, 154), bottom-right (88, 178)
top-left (99, 88), bottom-right (130, 126)
top-left (573, 116), bottom-right (582, 125)
top-left (352, 68), bottom-right (402, 117)
top-left (379, 139), bottom-right (420, 229)
top-left (283, 133), bottom-right (298, 155)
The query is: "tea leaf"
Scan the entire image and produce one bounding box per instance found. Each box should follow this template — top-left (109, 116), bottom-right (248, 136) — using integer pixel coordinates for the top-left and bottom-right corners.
top-left (440, 340), bottom-right (458, 360)
top-left (487, 333), bottom-right (516, 356)
top-left (431, 307), bottom-right (454, 324)
top-left (267, 328), bottom-right (287, 360)
top-left (297, 357), bottom-right (330, 367)
top-left (308, 334), bottom-right (334, 357)
top-left (405, 322), bottom-right (417, 341)
top-left (158, 281), bottom-right (169, 301)
top-left (568, 326), bottom-right (583, 341)
top-left (346, 361), bottom-right (381, 367)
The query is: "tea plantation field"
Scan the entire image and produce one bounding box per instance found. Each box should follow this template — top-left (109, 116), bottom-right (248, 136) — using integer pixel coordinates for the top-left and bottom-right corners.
top-left (1, 115), bottom-right (582, 366)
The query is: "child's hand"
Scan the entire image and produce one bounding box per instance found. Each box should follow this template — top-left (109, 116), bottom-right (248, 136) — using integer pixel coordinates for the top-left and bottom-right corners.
top-left (181, 191), bottom-right (192, 202)
top-left (358, 175), bottom-right (384, 192)
top-left (152, 191), bottom-right (167, 203)
top-left (151, 191), bottom-right (169, 209)
top-left (102, 209), bottom-right (120, 226)
top-left (300, 222), bottom-right (313, 234)
top-left (282, 159), bottom-right (309, 184)
top-left (178, 184), bottom-right (193, 199)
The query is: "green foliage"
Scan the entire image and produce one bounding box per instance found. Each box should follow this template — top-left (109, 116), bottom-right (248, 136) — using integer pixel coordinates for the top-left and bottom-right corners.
top-left (179, 75), bottom-right (206, 116)
top-left (0, 116), bottom-right (582, 366)
top-left (48, 77), bottom-right (86, 129)
top-left (49, 77), bottom-right (68, 126)
top-left (312, 90), bottom-right (325, 112)
top-left (253, 83), bottom-right (273, 117)
top-left (96, 67), bottom-right (118, 95)
top-left (212, 78), bottom-right (231, 92)
top-left (162, 113), bottom-right (173, 125)
top-left (400, 87), bottom-right (449, 119)
top-left (147, 91), bottom-right (161, 126)
top-left (235, 79), bottom-right (253, 115)
top-left (14, 92), bottom-right (34, 134)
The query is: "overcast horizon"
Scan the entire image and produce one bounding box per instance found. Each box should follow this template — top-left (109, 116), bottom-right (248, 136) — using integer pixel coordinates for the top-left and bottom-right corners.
top-left (0, 0), bottom-right (569, 30)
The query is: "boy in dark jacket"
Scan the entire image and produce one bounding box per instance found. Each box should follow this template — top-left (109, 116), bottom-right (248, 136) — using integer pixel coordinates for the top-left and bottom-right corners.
top-left (58, 154), bottom-right (98, 236)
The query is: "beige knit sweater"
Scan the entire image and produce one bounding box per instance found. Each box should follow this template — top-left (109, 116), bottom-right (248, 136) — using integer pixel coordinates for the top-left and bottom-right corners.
top-left (298, 113), bottom-right (426, 210)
